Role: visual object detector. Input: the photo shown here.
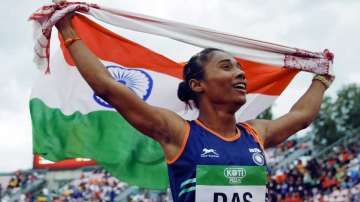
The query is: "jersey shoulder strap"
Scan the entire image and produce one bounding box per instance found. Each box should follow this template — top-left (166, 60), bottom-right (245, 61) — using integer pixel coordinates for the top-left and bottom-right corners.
top-left (238, 122), bottom-right (265, 150)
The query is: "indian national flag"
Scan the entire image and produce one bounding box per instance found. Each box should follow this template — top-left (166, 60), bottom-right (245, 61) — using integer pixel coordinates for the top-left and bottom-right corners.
top-left (30, 15), bottom-right (298, 189)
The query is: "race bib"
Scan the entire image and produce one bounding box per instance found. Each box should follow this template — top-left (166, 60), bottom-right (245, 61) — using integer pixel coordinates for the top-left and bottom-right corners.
top-left (196, 165), bottom-right (267, 202)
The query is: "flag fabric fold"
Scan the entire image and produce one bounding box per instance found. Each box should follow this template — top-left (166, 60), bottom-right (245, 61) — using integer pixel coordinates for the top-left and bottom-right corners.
top-left (29, 2), bottom-right (333, 74)
top-left (29, 2), bottom-right (333, 189)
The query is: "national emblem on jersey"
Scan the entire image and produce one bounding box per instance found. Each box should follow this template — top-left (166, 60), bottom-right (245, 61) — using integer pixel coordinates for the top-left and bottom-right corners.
top-left (93, 65), bottom-right (153, 108)
top-left (249, 148), bottom-right (265, 166)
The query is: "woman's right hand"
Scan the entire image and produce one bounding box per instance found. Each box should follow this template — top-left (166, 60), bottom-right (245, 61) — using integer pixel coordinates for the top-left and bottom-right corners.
top-left (53, 0), bottom-right (74, 32)
top-left (55, 12), bottom-right (75, 32)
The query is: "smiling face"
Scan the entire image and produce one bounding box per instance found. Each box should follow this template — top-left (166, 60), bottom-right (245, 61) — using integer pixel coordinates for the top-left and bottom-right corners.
top-left (191, 50), bottom-right (247, 111)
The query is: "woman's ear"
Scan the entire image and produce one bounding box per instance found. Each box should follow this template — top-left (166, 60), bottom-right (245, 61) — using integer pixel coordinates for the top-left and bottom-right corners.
top-left (189, 79), bottom-right (204, 94)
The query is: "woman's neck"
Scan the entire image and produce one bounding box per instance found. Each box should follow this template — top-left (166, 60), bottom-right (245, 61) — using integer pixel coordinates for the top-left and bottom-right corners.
top-left (197, 103), bottom-right (238, 138)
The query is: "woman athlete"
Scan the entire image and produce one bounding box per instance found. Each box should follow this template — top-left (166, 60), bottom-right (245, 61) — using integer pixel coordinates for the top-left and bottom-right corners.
top-left (55, 11), bottom-right (333, 202)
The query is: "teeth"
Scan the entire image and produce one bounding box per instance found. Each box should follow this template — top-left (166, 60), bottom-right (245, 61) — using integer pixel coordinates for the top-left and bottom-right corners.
top-left (234, 83), bottom-right (245, 89)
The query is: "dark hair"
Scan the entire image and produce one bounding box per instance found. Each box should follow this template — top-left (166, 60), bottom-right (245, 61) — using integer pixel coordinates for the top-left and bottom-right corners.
top-left (177, 48), bottom-right (224, 108)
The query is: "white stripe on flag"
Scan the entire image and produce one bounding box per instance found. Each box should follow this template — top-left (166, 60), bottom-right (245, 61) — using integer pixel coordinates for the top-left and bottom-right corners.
top-left (31, 50), bottom-right (278, 122)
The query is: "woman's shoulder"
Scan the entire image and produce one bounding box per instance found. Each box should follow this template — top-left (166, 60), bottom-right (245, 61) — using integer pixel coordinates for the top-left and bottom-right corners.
top-left (238, 120), bottom-right (265, 150)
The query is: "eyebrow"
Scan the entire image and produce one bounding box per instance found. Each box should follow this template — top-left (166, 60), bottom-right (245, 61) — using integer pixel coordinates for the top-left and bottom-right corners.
top-left (217, 59), bottom-right (232, 64)
top-left (217, 59), bottom-right (242, 68)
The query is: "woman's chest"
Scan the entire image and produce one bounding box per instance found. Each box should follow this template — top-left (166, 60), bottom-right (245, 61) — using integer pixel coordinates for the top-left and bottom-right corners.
top-left (184, 133), bottom-right (266, 167)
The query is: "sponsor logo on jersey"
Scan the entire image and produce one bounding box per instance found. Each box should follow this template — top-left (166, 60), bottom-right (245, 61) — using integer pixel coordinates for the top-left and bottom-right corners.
top-left (224, 167), bottom-right (246, 184)
top-left (201, 148), bottom-right (219, 158)
top-left (249, 148), bottom-right (261, 153)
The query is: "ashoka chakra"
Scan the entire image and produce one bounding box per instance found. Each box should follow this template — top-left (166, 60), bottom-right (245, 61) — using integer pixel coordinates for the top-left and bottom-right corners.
top-left (93, 65), bottom-right (153, 108)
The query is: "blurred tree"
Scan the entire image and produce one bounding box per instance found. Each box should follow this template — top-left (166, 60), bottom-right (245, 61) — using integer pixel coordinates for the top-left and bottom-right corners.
top-left (333, 84), bottom-right (360, 132)
top-left (257, 107), bottom-right (273, 120)
top-left (312, 83), bottom-right (360, 146)
top-left (312, 96), bottom-right (339, 146)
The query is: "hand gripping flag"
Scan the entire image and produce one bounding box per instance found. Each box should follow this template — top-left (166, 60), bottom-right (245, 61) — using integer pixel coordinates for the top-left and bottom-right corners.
top-left (29, 2), bottom-right (333, 189)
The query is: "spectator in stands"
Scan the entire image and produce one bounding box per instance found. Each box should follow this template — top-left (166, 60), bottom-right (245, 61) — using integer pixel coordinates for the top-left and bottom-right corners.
top-left (351, 183), bottom-right (360, 201)
top-left (284, 192), bottom-right (301, 202)
top-left (7, 177), bottom-right (18, 189)
top-left (295, 160), bottom-right (305, 175)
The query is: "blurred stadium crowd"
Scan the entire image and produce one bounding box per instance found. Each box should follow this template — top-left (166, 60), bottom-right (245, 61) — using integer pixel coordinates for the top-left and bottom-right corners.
top-left (1, 140), bottom-right (359, 202)
top-left (0, 168), bottom-right (169, 202)
top-left (267, 142), bottom-right (360, 202)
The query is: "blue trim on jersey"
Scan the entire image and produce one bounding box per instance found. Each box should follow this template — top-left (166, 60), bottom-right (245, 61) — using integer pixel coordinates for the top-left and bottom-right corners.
top-left (167, 120), bottom-right (267, 202)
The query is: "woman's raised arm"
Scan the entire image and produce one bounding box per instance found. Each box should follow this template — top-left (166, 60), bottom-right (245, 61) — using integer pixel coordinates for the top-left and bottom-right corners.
top-left (248, 75), bottom-right (334, 149)
top-left (56, 14), bottom-right (185, 158)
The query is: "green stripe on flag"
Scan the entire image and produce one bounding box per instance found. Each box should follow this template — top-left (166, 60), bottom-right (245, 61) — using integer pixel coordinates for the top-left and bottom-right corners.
top-left (30, 98), bottom-right (168, 189)
top-left (196, 165), bottom-right (267, 186)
